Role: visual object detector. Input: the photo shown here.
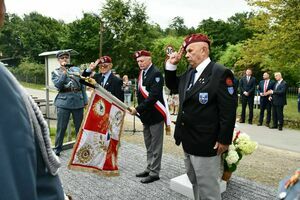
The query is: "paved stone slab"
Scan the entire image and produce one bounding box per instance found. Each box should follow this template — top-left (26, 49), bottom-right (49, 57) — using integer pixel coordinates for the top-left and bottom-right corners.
top-left (58, 141), bottom-right (277, 200)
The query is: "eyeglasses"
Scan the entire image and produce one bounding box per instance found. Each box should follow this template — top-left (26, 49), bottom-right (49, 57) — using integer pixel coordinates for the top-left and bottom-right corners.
top-left (59, 56), bottom-right (69, 60)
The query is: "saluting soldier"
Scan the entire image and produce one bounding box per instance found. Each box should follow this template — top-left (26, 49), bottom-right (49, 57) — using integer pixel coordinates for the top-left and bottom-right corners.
top-left (52, 50), bottom-right (88, 156)
top-left (82, 56), bottom-right (124, 102)
top-left (165, 34), bottom-right (238, 200)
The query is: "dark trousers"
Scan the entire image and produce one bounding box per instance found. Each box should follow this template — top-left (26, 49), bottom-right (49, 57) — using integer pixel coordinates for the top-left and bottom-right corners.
top-left (272, 105), bottom-right (284, 128)
top-left (298, 94), bottom-right (300, 112)
top-left (241, 95), bottom-right (254, 122)
top-left (259, 97), bottom-right (272, 124)
top-left (54, 107), bottom-right (84, 154)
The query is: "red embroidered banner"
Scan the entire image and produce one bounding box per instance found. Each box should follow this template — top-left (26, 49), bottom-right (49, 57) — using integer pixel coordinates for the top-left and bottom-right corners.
top-left (68, 89), bottom-right (125, 176)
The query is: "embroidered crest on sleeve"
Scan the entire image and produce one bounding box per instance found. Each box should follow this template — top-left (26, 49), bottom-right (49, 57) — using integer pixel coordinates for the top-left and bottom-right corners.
top-left (155, 77), bottom-right (160, 83)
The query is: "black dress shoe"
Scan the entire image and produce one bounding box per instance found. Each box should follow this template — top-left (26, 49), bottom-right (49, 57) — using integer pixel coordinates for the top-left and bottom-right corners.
top-left (278, 127), bottom-right (283, 131)
top-left (55, 152), bottom-right (60, 156)
top-left (239, 120), bottom-right (245, 123)
top-left (269, 126), bottom-right (278, 129)
top-left (257, 123), bottom-right (262, 126)
top-left (141, 175), bottom-right (160, 184)
top-left (248, 121), bottom-right (252, 125)
top-left (136, 171), bottom-right (149, 178)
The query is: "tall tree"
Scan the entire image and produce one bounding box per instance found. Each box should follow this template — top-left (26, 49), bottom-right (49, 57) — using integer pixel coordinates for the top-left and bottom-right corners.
top-left (166, 16), bottom-right (188, 36)
top-left (0, 14), bottom-right (25, 61)
top-left (21, 12), bottom-right (67, 62)
top-left (64, 13), bottom-right (100, 64)
top-left (100, 0), bottom-right (155, 77)
top-left (238, 0), bottom-right (300, 84)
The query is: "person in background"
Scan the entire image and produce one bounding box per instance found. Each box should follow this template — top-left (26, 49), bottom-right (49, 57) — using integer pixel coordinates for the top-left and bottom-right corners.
top-left (165, 33), bottom-right (237, 200)
top-left (82, 56), bottom-right (124, 102)
top-left (266, 72), bottom-right (287, 131)
top-left (52, 51), bottom-right (88, 156)
top-left (298, 83), bottom-right (300, 113)
top-left (0, 1), bottom-right (68, 199)
top-left (257, 72), bottom-right (275, 127)
top-left (122, 75), bottom-right (132, 106)
top-left (129, 50), bottom-right (167, 184)
top-left (239, 68), bottom-right (256, 124)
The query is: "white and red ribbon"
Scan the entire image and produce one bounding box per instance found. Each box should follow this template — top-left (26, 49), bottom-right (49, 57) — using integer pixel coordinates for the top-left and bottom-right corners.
top-left (138, 71), bottom-right (171, 127)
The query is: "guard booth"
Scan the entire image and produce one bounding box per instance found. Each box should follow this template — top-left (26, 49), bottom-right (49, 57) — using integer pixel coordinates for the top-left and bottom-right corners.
top-left (38, 49), bottom-right (79, 127)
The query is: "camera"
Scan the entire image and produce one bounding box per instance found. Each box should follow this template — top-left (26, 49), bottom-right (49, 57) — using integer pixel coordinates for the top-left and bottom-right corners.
top-left (64, 64), bottom-right (74, 68)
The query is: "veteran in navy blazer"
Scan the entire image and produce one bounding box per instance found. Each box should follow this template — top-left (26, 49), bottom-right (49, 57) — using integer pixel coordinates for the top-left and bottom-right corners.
top-left (257, 72), bottom-right (275, 126)
top-left (165, 34), bottom-right (237, 200)
top-left (52, 51), bottom-right (88, 156)
top-left (239, 68), bottom-right (256, 124)
top-left (82, 56), bottom-right (124, 102)
top-left (265, 72), bottom-right (287, 130)
top-left (129, 50), bottom-right (166, 184)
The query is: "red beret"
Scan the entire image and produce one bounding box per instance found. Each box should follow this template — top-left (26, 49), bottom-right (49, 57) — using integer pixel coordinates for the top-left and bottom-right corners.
top-left (182, 34), bottom-right (211, 50)
top-left (134, 50), bottom-right (151, 59)
top-left (99, 56), bottom-right (112, 64)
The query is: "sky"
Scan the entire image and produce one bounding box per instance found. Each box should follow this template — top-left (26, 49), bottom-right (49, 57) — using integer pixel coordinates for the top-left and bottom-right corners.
top-left (5, 0), bottom-right (253, 29)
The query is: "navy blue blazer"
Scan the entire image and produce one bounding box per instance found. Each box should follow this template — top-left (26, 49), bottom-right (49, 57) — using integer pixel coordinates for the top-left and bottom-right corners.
top-left (272, 80), bottom-right (287, 106)
top-left (165, 62), bottom-right (237, 156)
top-left (258, 79), bottom-right (275, 98)
top-left (239, 76), bottom-right (256, 97)
top-left (82, 69), bottom-right (124, 102)
top-left (136, 64), bottom-right (165, 125)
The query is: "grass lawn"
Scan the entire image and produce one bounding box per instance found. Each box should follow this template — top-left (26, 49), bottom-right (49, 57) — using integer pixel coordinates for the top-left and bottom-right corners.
top-left (20, 81), bottom-right (45, 90)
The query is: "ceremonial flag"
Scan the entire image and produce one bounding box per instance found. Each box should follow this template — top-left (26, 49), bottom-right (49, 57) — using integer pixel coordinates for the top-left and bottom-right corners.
top-left (68, 89), bottom-right (125, 176)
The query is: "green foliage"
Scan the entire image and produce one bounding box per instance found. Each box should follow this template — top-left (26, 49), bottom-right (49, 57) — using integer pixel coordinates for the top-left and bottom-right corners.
top-left (64, 13), bottom-right (100, 64)
top-left (0, 12), bottom-right (67, 63)
top-left (100, 0), bottom-right (155, 78)
top-left (218, 43), bottom-right (246, 77)
top-left (196, 13), bottom-right (254, 61)
top-left (150, 36), bottom-right (189, 74)
top-left (238, 0), bottom-right (300, 85)
top-left (9, 58), bottom-right (45, 84)
top-left (165, 16), bottom-right (188, 36)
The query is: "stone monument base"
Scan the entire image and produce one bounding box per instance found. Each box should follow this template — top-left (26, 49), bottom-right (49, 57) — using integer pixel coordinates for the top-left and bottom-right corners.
top-left (170, 174), bottom-right (227, 199)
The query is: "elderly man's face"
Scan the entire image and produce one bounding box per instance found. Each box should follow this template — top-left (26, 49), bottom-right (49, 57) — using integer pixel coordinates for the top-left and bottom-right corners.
top-left (99, 63), bottom-right (112, 74)
top-left (274, 73), bottom-right (281, 81)
top-left (0, 0), bottom-right (5, 27)
top-left (185, 42), bottom-right (208, 68)
top-left (137, 56), bottom-right (151, 71)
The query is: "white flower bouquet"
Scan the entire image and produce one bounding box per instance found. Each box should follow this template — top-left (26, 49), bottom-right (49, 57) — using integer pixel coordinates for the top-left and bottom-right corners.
top-left (222, 130), bottom-right (258, 180)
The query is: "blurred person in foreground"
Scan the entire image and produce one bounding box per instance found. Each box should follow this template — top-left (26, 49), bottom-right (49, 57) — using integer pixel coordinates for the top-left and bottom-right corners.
top-left (165, 33), bottom-right (238, 200)
top-left (52, 50), bottom-right (88, 156)
top-left (82, 55), bottom-right (124, 102)
top-left (0, 0), bottom-right (68, 199)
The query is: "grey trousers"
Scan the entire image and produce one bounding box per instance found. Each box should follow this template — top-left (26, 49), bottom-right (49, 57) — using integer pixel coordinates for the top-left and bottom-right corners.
top-left (54, 107), bottom-right (83, 154)
top-left (184, 152), bottom-right (221, 200)
top-left (143, 121), bottom-right (164, 177)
